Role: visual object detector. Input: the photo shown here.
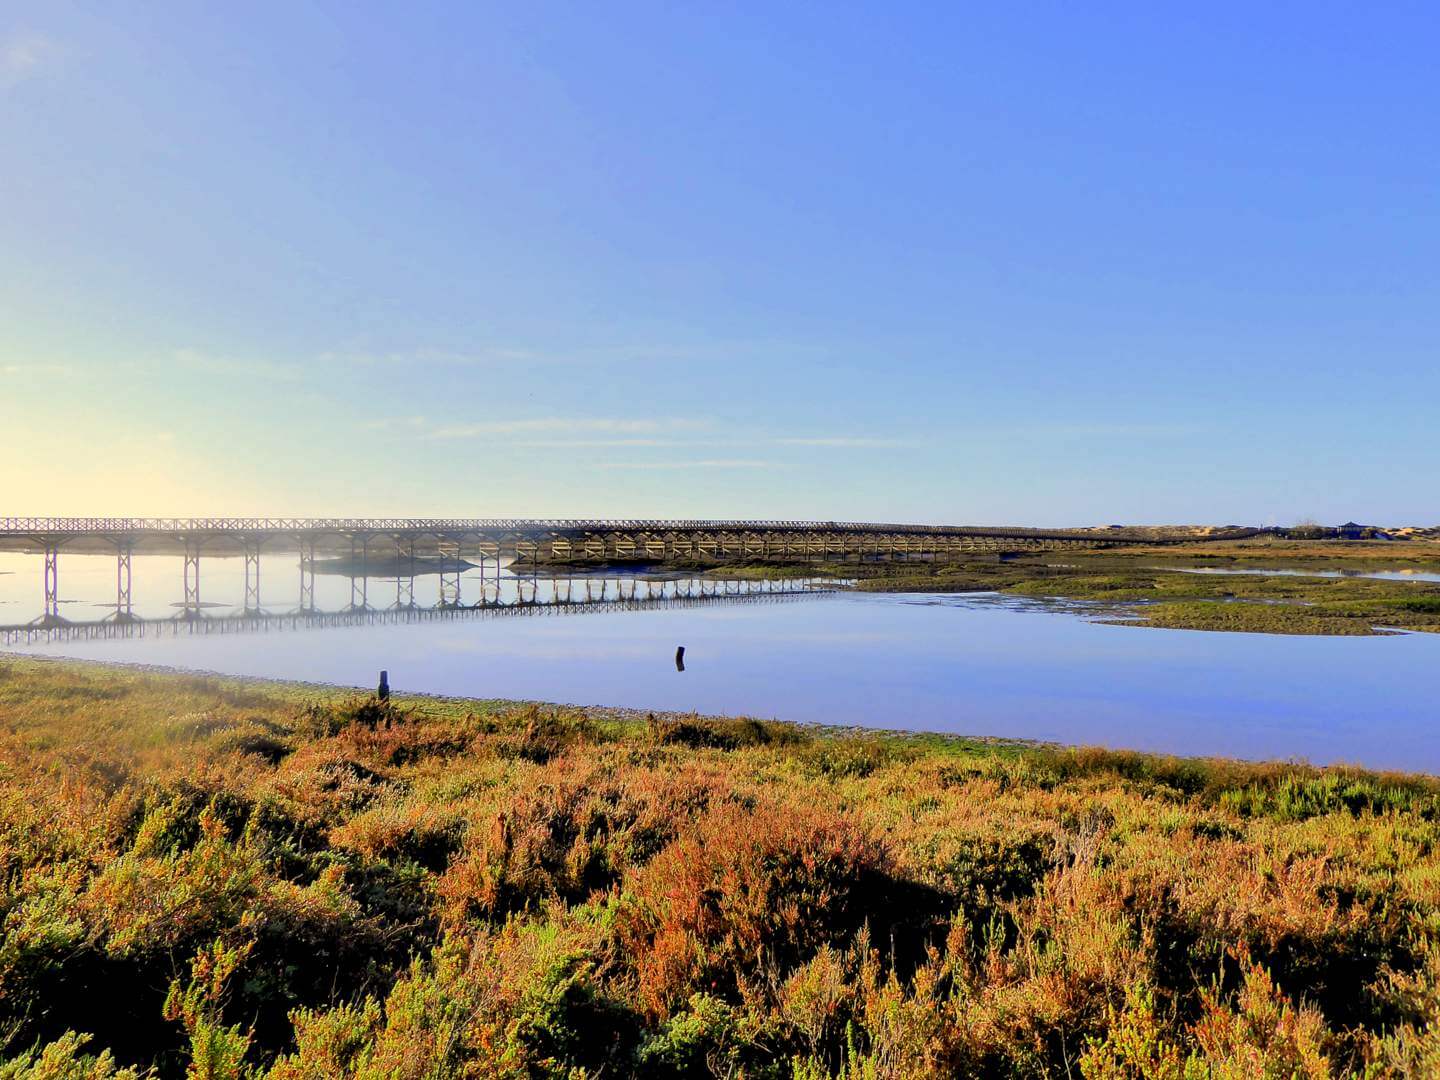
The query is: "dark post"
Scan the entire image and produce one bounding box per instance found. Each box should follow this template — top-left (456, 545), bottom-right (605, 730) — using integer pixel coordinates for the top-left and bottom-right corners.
top-left (377, 670), bottom-right (390, 701)
top-left (674, 646), bottom-right (685, 672)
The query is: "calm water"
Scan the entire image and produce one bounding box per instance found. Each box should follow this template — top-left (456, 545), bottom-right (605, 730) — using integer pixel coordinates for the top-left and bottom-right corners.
top-left (1, 552), bottom-right (1437, 772)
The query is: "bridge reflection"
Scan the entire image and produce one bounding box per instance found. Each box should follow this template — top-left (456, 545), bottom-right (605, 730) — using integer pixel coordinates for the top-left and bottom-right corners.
top-left (0, 575), bottom-right (832, 646)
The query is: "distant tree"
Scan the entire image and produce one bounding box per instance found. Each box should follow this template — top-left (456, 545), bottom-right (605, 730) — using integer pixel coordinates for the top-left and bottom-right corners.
top-left (1288, 518), bottom-right (1333, 540)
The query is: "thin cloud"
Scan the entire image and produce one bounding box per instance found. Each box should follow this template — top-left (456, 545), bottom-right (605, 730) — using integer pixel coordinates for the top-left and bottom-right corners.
top-left (377, 418), bottom-right (909, 450)
top-left (173, 348), bottom-right (304, 383)
top-left (773, 436), bottom-right (914, 448)
top-left (510, 438), bottom-right (703, 448)
top-left (317, 338), bottom-right (826, 369)
top-left (319, 347), bottom-right (544, 367)
top-left (362, 415), bottom-right (430, 432)
top-left (427, 418), bottom-right (711, 440)
top-left (1, 33), bottom-right (61, 89)
top-left (1018, 423), bottom-right (1206, 438)
top-left (594, 459), bottom-right (781, 470)
top-left (0, 362), bottom-right (74, 377)
top-left (362, 419), bottom-right (701, 447)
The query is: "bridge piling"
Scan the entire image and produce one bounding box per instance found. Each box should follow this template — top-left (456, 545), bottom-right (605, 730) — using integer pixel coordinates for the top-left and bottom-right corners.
top-left (394, 538), bottom-right (416, 610)
top-left (38, 545), bottom-right (64, 627)
top-left (346, 535), bottom-right (370, 613)
top-left (112, 543), bottom-right (134, 622)
top-left (438, 539), bottom-right (461, 608)
top-left (180, 542), bottom-right (201, 621)
top-left (243, 539), bottom-right (263, 616)
top-left (297, 538), bottom-right (316, 614)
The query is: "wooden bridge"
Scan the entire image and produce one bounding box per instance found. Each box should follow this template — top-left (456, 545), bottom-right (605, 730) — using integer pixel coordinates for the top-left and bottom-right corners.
top-left (0, 517), bottom-right (1250, 628)
top-left (0, 515), bottom-right (1213, 558)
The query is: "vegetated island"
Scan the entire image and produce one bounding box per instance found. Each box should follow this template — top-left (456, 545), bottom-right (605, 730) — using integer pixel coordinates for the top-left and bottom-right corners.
top-left (845, 538), bottom-right (1440, 635)
top-left (538, 533), bottom-right (1440, 636)
top-left (1, 657), bottom-right (1438, 1076)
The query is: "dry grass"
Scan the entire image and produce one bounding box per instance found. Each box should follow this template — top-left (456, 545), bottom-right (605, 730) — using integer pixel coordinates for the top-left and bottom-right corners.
top-left (0, 657), bottom-right (1438, 1077)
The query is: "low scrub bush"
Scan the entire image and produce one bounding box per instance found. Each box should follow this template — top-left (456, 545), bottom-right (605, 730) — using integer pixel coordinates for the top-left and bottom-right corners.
top-left (0, 659), bottom-right (1437, 1076)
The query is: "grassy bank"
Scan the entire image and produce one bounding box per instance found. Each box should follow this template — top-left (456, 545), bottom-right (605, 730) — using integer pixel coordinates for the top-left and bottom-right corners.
top-left (827, 542), bottom-right (1440, 635)
top-left (1006, 569), bottom-right (1440, 635)
top-left (1, 659), bottom-right (1439, 1076)
top-left (546, 541), bottom-right (1440, 635)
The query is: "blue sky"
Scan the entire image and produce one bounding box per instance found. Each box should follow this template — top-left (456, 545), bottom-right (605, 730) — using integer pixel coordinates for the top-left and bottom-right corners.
top-left (3, 2), bottom-right (1436, 524)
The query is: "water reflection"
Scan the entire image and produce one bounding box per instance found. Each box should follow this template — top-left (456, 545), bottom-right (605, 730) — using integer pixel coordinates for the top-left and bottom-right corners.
top-left (0, 553), bottom-right (828, 646)
top-left (3, 553), bottom-right (1439, 772)
top-left (0, 551), bottom-right (829, 623)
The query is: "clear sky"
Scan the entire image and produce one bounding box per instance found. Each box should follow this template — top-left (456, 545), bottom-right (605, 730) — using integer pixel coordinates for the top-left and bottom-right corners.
top-left (3, 3), bottom-right (1436, 525)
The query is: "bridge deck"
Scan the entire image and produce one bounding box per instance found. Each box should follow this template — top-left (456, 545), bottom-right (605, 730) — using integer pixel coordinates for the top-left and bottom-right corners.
top-left (0, 517), bottom-right (1232, 543)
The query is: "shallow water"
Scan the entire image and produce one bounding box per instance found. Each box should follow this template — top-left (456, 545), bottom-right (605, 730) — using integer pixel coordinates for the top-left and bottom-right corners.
top-left (1, 552), bottom-right (1436, 772)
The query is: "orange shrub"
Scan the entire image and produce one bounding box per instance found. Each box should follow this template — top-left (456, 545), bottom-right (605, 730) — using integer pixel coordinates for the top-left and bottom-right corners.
top-left (618, 799), bottom-right (925, 1017)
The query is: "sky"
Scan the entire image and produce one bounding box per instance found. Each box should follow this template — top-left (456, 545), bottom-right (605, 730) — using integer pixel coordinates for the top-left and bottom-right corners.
top-left (2, 2), bottom-right (1437, 525)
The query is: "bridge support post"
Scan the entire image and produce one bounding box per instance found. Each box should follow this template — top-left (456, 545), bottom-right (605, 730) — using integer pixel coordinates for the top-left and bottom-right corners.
top-left (38, 545), bottom-right (64, 627)
top-left (349, 573), bottom-right (368, 612)
top-left (181, 542), bottom-right (201, 620)
top-left (113, 543), bottom-right (134, 622)
top-left (438, 540), bottom-right (461, 608)
top-left (393, 538), bottom-right (416, 610)
top-left (243, 540), bottom-right (263, 615)
top-left (298, 539), bottom-right (316, 614)
top-left (345, 536), bottom-right (370, 612)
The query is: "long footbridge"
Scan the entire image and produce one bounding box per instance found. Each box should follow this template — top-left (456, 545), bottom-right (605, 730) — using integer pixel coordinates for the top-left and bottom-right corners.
top-left (0, 516), bottom-right (1215, 557)
top-left (0, 517), bottom-right (1252, 629)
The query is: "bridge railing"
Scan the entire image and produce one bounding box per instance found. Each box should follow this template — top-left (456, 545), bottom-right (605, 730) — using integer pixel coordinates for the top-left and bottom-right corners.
top-left (0, 517), bottom-right (1255, 542)
top-left (0, 517), bottom-right (977, 532)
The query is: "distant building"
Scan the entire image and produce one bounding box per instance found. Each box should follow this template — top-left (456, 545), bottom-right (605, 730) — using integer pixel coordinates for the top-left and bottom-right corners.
top-left (1338, 521), bottom-right (1380, 540)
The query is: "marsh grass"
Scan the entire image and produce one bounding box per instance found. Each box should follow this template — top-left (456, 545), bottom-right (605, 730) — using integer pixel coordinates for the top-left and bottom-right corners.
top-left (1031, 573), bottom-right (1440, 635)
top-left (1088, 537), bottom-right (1440, 567)
top-left (1, 658), bottom-right (1439, 1076)
top-left (837, 554), bottom-right (1440, 636)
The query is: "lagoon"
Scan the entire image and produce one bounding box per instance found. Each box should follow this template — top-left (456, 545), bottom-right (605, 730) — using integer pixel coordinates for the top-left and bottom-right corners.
top-left (1, 551), bottom-right (1436, 772)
